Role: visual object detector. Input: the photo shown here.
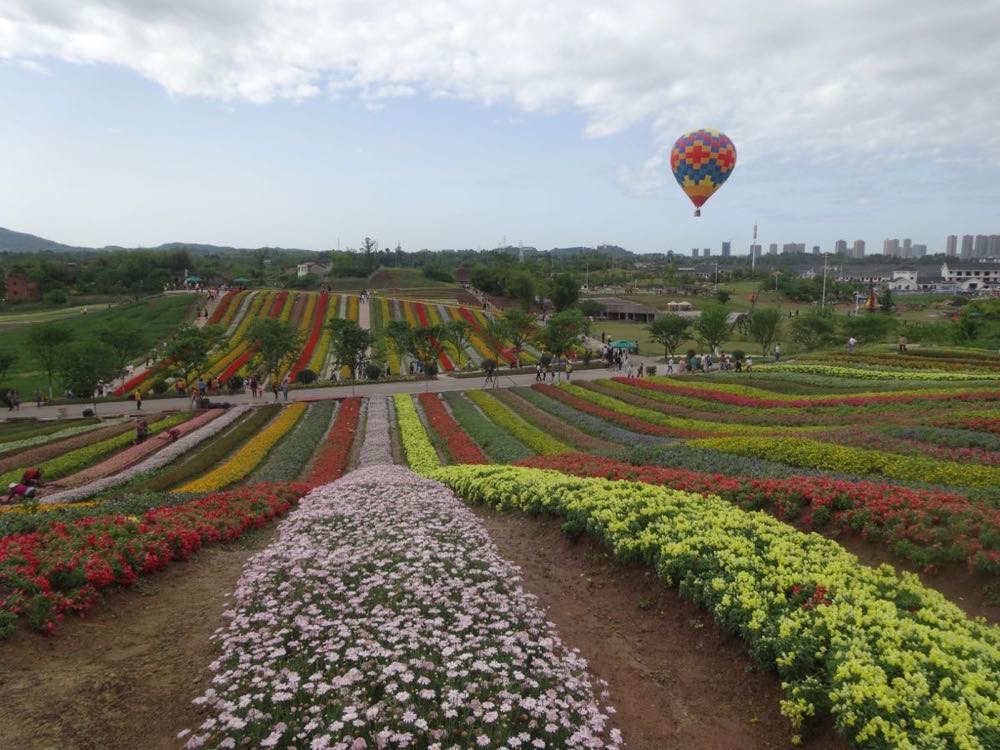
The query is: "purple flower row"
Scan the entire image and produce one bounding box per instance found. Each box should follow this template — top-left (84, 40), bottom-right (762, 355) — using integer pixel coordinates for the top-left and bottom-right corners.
top-left (182, 465), bottom-right (621, 750)
top-left (39, 406), bottom-right (252, 505)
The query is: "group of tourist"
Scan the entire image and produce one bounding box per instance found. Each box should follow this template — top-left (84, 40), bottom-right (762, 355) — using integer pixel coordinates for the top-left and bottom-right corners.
top-left (5, 467), bottom-right (42, 504)
top-left (533, 360), bottom-right (573, 382)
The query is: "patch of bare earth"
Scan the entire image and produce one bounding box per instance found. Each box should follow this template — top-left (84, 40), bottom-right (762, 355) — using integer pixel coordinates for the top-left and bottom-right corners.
top-left (474, 507), bottom-right (849, 750)
top-left (0, 527), bottom-right (278, 750)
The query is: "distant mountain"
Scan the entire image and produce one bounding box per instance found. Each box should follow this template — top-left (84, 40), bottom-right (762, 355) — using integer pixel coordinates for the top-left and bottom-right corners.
top-left (0, 227), bottom-right (84, 252)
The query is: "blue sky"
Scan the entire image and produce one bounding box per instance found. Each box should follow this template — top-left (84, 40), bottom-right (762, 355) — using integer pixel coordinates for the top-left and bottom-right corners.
top-left (1, 1), bottom-right (999, 255)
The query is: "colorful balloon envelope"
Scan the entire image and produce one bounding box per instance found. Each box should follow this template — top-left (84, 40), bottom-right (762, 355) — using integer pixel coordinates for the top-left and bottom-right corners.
top-left (670, 128), bottom-right (737, 216)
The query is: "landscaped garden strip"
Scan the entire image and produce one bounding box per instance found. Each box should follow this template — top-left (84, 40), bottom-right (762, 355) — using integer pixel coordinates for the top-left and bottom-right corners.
top-left (248, 400), bottom-right (335, 483)
top-left (145, 405), bottom-right (277, 491)
top-left (357, 397), bottom-right (394, 466)
top-left (515, 453), bottom-right (1000, 575)
top-left (416, 393), bottom-right (487, 464)
top-left (465, 389), bottom-right (570, 455)
top-left (205, 289), bottom-right (237, 325)
top-left (513, 386), bottom-right (669, 445)
top-left (430, 464), bottom-right (1000, 749)
top-left (820, 428), bottom-right (1000, 466)
top-left (287, 292), bottom-right (327, 380)
top-left (39, 406), bottom-right (253, 505)
top-left (0, 413), bottom-right (189, 486)
top-left (893, 424), bottom-right (1000, 451)
top-left (0, 482), bottom-right (307, 637)
top-left (0, 419), bottom-right (109, 458)
top-left (307, 293), bottom-right (340, 375)
top-left (761, 363), bottom-right (1000, 381)
top-left (690, 436), bottom-right (1000, 489)
top-left (531, 383), bottom-right (677, 437)
top-left (176, 403), bottom-right (306, 492)
top-left (412, 301), bottom-right (454, 371)
top-left (306, 397), bottom-right (361, 483)
top-left (394, 393), bottom-right (441, 473)
top-left (490, 388), bottom-right (618, 453)
top-left (180, 466), bottom-right (621, 750)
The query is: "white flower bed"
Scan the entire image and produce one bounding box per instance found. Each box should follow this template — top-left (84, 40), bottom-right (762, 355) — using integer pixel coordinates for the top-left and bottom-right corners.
top-left (39, 406), bottom-right (252, 505)
top-left (181, 466), bottom-right (621, 750)
top-left (357, 396), bottom-right (393, 466)
top-left (0, 419), bottom-right (124, 455)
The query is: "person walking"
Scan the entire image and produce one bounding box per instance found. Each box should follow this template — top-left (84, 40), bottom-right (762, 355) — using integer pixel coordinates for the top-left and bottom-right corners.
top-left (773, 344), bottom-right (782, 362)
top-left (271, 379), bottom-right (280, 401)
top-left (565, 361), bottom-right (573, 381)
top-left (133, 388), bottom-right (142, 411)
top-left (281, 376), bottom-right (290, 401)
top-left (667, 356), bottom-right (674, 374)
top-left (848, 336), bottom-right (857, 353)
top-left (249, 376), bottom-right (258, 400)
top-left (746, 355), bottom-right (753, 373)
top-left (898, 335), bottom-right (907, 353)
top-left (34, 388), bottom-right (42, 407)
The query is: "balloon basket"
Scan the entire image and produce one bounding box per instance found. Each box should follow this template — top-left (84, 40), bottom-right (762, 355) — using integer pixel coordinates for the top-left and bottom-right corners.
top-left (694, 208), bottom-right (701, 217)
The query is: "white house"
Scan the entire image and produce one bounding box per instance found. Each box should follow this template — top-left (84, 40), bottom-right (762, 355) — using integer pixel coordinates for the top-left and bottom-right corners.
top-left (940, 261), bottom-right (1000, 291)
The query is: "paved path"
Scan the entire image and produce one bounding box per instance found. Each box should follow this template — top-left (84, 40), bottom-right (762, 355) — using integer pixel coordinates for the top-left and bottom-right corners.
top-left (357, 294), bottom-right (373, 359)
top-left (7, 355), bottom-right (665, 422)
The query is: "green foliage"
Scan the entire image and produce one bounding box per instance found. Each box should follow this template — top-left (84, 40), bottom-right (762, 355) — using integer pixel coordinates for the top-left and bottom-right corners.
top-left (0, 352), bottom-right (16, 385)
top-left (878, 287), bottom-right (896, 313)
top-left (547, 273), bottom-right (580, 312)
top-left (646, 314), bottom-right (690, 357)
top-left (441, 319), bottom-right (473, 370)
top-left (791, 311), bottom-right (837, 351)
top-left (56, 342), bottom-right (119, 406)
top-left (247, 318), bottom-right (303, 379)
top-left (442, 392), bottom-right (533, 463)
top-left (716, 289), bottom-right (731, 304)
top-left (25, 323), bottom-right (72, 398)
top-left (162, 325), bottom-right (223, 382)
top-left (249, 400), bottom-right (334, 482)
top-left (96, 324), bottom-right (149, 381)
top-left (578, 299), bottom-right (606, 317)
top-left (693, 303), bottom-right (729, 351)
top-left (536, 309), bottom-right (588, 358)
top-left (840, 313), bottom-right (896, 343)
top-left (748, 308), bottom-right (783, 355)
top-left (296, 368), bottom-right (318, 384)
top-left (422, 266), bottom-right (454, 283)
top-left (43, 288), bottom-right (68, 305)
top-left (328, 318), bottom-right (374, 379)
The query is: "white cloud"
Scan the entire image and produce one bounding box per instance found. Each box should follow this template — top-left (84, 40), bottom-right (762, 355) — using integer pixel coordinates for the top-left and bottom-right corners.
top-left (2, 0), bottom-right (999, 182)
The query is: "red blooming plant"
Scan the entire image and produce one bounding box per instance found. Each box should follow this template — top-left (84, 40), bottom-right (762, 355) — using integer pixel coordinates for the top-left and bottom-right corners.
top-left (515, 453), bottom-right (1000, 576)
top-left (306, 397), bottom-right (362, 484)
top-left (288, 292), bottom-right (329, 380)
top-left (417, 393), bottom-right (487, 464)
top-left (0, 483), bottom-right (308, 638)
top-left (206, 290), bottom-right (237, 325)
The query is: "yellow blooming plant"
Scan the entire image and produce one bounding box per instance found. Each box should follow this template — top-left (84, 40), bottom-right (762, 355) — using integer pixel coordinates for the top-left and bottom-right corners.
top-left (0, 500), bottom-right (100, 515)
top-left (428, 464), bottom-right (1000, 749)
top-left (393, 394), bottom-right (441, 474)
top-left (176, 403), bottom-right (306, 492)
top-left (759, 363), bottom-right (1000, 381)
top-left (466, 390), bottom-right (570, 455)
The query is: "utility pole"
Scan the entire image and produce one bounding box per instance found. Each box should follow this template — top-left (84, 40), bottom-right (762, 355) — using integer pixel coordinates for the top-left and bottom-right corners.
top-left (821, 254), bottom-right (829, 310)
top-left (714, 262), bottom-right (719, 292)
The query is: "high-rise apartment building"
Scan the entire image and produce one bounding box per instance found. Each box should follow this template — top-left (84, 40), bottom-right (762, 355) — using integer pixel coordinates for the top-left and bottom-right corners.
top-left (946, 235), bottom-right (958, 256)
top-left (834, 239), bottom-right (848, 254)
top-left (883, 238), bottom-right (900, 257)
top-left (768, 243), bottom-right (778, 255)
top-left (989, 236), bottom-right (1000, 257)
top-left (912, 244), bottom-right (927, 257)
top-left (961, 235), bottom-right (974, 258)
top-left (721, 241), bottom-right (731, 257)
top-left (812, 245), bottom-right (821, 255)
top-left (692, 247), bottom-right (699, 258)
top-left (974, 235), bottom-right (989, 257)
top-left (902, 238), bottom-right (912, 258)
top-left (704, 248), bottom-right (711, 257)
top-left (852, 240), bottom-right (865, 258)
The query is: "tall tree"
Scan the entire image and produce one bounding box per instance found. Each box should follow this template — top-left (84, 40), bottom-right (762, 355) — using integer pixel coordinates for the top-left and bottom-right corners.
top-left (502, 310), bottom-right (537, 366)
top-left (162, 325), bottom-right (223, 385)
top-left (0, 352), bottom-right (16, 385)
top-left (411, 325), bottom-right (446, 371)
top-left (536, 309), bottom-right (588, 358)
top-left (646, 314), bottom-right (690, 358)
top-left (483, 317), bottom-right (512, 364)
top-left (362, 237), bottom-right (378, 275)
top-left (248, 318), bottom-right (303, 381)
top-left (547, 273), bottom-right (580, 312)
top-left (385, 319), bottom-right (414, 372)
top-left (58, 342), bottom-right (119, 412)
top-left (329, 318), bottom-right (374, 379)
top-left (747, 308), bottom-right (783, 355)
top-left (791, 311), bottom-right (836, 350)
top-left (97, 324), bottom-right (148, 385)
top-left (25, 323), bottom-right (72, 399)
top-left (693, 303), bottom-right (730, 352)
top-left (441, 319), bottom-right (473, 370)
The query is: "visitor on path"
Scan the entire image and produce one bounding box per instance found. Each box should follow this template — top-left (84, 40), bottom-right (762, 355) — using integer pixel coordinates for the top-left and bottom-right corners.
top-left (190, 385), bottom-right (200, 408)
top-left (34, 389), bottom-right (42, 407)
top-left (565, 361), bottom-right (573, 380)
top-left (848, 337), bottom-right (857, 353)
top-left (5, 483), bottom-right (37, 504)
top-left (198, 378), bottom-right (207, 398)
top-left (898, 335), bottom-right (907, 352)
top-left (133, 388), bottom-right (143, 411)
top-left (746, 355), bottom-right (753, 372)
top-left (271, 380), bottom-right (280, 401)
top-left (773, 344), bottom-right (782, 362)
top-left (281, 376), bottom-right (290, 401)
top-left (535, 363), bottom-right (543, 382)
top-left (135, 418), bottom-right (149, 444)
top-left (667, 356), bottom-right (674, 374)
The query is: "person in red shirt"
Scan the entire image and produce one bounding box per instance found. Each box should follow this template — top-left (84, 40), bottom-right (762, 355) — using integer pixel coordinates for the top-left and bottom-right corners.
top-left (5, 483), bottom-right (37, 504)
top-left (21, 468), bottom-right (42, 487)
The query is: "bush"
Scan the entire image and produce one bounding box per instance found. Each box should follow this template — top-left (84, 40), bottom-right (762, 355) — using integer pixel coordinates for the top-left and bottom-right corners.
top-left (424, 361), bottom-right (438, 378)
top-left (295, 368), bottom-right (317, 384)
top-left (365, 363), bottom-right (383, 380)
top-left (731, 349), bottom-right (746, 362)
top-left (81, 408), bottom-right (95, 417)
top-left (151, 379), bottom-right (169, 395)
top-left (227, 375), bottom-right (245, 393)
top-left (44, 289), bottom-right (68, 305)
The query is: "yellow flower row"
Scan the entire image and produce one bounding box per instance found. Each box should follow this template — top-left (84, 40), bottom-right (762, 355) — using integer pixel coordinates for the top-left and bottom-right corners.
top-left (394, 394), bottom-right (441, 474)
top-left (176, 403), bottom-right (306, 492)
top-left (0, 500), bottom-right (99, 515)
top-left (429, 464), bottom-right (1000, 749)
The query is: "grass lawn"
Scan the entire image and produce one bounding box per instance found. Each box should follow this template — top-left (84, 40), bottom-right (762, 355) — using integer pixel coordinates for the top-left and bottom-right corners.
top-left (0, 294), bottom-right (197, 396)
top-left (593, 319), bottom-right (770, 361)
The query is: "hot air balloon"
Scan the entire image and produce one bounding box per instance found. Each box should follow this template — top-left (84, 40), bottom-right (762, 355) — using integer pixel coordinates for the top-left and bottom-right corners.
top-left (670, 128), bottom-right (736, 216)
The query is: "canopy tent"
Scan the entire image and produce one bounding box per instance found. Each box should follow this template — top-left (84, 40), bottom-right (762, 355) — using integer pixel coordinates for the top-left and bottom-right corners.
top-left (609, 339), bottom-right (638, 352)
top-left (184, 276), bottom-right (202, 284)
top-left (231, 277), bottom-right (250, 285)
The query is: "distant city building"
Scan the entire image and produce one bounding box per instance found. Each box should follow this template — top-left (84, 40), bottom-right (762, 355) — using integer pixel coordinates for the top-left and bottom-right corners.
top-left (749, 244), bottom-right (762, 259)
top-left (721, 241), bottom-right (731, 257)
top-left (692, 248), bottom-right (699, 258)
top-left (768, 243), bottom-right (778, 255)
top-left (990, 235), bottom-right (1000, 256)
top-left (834, 239), bottom-right (848, 254)
top-left (961, 235), bottom-right (975, 258)
top-left (812, 245), bottom-right (821, 255)
top-left (4, 271), bottom-right (40, 302)
top-left (703, 248), bottom-right (711, 257)
top-left (782, 242), bottom-right (806, 254)
top-left (912, 244), bottom-right (927, 258)
top-left (902, 238), bottom-right (912, 258)
top-left (852, 239), bottom-right (866, 258)
top-left (946, 235), bottom-right (958, 257)
top-left (883, 238), bottom-right (900, 257)
top-left (974, 235), bottom-right (989, 257)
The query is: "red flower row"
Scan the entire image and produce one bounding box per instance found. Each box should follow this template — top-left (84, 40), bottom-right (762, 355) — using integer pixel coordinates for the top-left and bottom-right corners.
top-left (268, 290), bottom-right (289, 317)
top-left (515, 453), bottom-right (1000, 575)
top-left (0, 483), bottom-right (308, 637)
top-left (288, 292), bottom-right (329, 380)
top-left (457, 307), bottom-right (516, 366)
top-left (306, 397), bottom-right (362, 484)
top-left (417, 393), bottom-right (487, 464)
top-left (616, 376), bottom-right (1000, 409)
top-left (946, 417), bottom-right (1000, 435)
top-left (532, 384), bottom-right (703, 438)
top-left (206, 290), bottom-right (237, 325)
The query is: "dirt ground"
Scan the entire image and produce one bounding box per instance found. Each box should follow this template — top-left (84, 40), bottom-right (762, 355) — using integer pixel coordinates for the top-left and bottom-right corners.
top-left (0, 526), bottom-right (278, 750)
top-left (475, 508), bottom-right (848, 750)
top-left (0, 504), bottom-right (851, 750)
